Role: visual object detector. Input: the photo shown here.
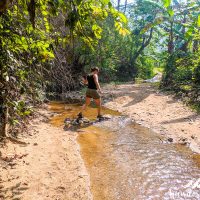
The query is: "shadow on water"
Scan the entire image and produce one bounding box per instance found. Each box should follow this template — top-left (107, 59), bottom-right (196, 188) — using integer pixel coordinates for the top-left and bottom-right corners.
top-left (50, 102), bottom-right (200, 200)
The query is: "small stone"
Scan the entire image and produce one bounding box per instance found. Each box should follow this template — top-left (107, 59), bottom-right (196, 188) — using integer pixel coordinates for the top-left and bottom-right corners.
top-left (180, 142), bottom-right (188, 145)
top-left (64, 118), bottom-right (71, 123)
top-left (8, 162), bottom-right (16, 167)
top-left (33, 143), bottom-right (38, 146)
top-left (191, 135), bottom-right (195, 139)
top-left (167, 138), bottom-right (173, 142)
top-left (179, 137), bottom-right (187, 142)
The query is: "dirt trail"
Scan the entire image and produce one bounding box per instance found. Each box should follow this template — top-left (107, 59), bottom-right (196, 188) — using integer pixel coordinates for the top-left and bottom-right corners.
top-left (0, 83), bottom-right (200, 200)
top-left (0, 108), bottom-right (92, 200)
top-left (103, 83), bottom-right (200, 153)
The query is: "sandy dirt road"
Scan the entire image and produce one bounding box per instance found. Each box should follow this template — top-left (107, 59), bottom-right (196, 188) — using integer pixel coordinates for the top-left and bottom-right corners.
top-left (0, 108), bottom-right (92, 200)
top-left (103, 83), bottom-right (200, 153)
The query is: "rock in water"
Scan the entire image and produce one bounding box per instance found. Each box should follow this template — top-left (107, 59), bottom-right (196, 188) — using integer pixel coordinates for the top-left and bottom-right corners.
top-left (63, 115), bottom-right (112, 130)
top-left (103, 114), bottom-right (112, 119)
top-left (64, 118), bottom-right (71, 123)
top-left (82, 118), bottom-right (90, 123)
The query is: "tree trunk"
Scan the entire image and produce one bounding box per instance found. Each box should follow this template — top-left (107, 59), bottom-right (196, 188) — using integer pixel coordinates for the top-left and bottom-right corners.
top-left (168, 21), bottom-right (174, 54)
top-left (0, 38), bottom-right (8, 138)
top-left (193, 40), bottom-right (198, 53)
top-left (1, 107), bottom-right (8, 137)
top-left (128, 28), bottom-right (154, 79)
top-left (124, 0), bottom-right (128, 13)
top-left (0, 0), bottom-right (8, 15)
top-left (131, 28), bottom-right (154, 64)
top-left (180, 14), bottom-right (188, 52)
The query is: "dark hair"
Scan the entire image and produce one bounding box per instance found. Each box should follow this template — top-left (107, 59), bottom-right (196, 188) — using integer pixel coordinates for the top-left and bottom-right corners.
top-left (91, 67), bottom-right (99, 72)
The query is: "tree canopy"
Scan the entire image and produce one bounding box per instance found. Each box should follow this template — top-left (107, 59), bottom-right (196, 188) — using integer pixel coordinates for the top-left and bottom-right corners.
top-left (0, 0), bottom-right (200, 137)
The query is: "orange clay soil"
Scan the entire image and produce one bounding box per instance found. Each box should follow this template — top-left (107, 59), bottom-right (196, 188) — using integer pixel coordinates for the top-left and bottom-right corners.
top-left (103, 83), bottom-right (200, 153)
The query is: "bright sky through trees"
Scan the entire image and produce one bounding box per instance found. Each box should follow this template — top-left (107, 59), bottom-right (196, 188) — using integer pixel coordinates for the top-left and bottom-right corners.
top-left (112, 0), bottom-right (189, 6)
top-left (111, 0), bottom-right (134, 6)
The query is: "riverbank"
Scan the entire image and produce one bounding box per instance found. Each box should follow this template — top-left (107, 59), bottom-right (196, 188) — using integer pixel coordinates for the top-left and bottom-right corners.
top-left (0, 105), bottom-right (92, 200)
top-left (0, 83), bottom-right (199, 199)
top-left (103, 83), bottom-right (200, 153)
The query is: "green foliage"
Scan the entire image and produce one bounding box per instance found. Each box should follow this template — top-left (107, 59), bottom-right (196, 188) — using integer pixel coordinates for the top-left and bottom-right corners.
top-left (1, 0), bottom-right (200, 135)
top-left (162, 0), bottom-right (171, 8)
top-left (158, 0), bottom-right (200, 107)
top-left (137, 56), bottom-right (155, 79)
top-left (0, 0), bottom-right (130, 136)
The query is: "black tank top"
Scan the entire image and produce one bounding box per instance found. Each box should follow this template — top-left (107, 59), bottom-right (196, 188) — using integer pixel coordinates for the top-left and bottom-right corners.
top-left (87, 74), bottom-right (97, 90)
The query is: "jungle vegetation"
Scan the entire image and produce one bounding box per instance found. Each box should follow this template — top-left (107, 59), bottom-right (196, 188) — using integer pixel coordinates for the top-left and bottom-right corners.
top-left (0, 0), bottom-right (200, 137)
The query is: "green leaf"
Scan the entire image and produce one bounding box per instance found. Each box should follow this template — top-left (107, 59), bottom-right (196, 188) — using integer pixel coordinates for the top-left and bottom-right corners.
top-left (118, 12), bottom-right (127, 24)
top-left (12, 119), bottom-right (20, 125)
top-left (101, 0), bottom-right (110, 5)
top-left (42, 10), bottom-right (48, 16)
top-left (167, 8), bottom-right (174, 16)
top-left (162, 0), bottom-right (171, 8)
top-left (92, 24), bottom-right (98, 31)
top-left (119, 28), bottom-right (130, 36)
top-left (197, 15), bottom-right (200, 27)
top-left (92, 24), bottom-right (102, 39)
top-left (47, 51), bottom-right (55, 59)
top-left (24, 110), bottom-right (31, 116)
top-left (108, 2), bottom-right (112, 8)
top-left (185, 27), bottom-right (193, 39)
top-left (115, 21), bottom-right (122, 31)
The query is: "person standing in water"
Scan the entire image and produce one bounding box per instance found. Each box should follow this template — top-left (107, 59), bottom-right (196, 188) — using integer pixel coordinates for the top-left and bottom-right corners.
top-left (77, 67), bottom-right (103, 120)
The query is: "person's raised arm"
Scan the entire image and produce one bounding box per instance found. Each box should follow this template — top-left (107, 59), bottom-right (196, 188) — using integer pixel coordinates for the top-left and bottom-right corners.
top-left (93, 74), bottom-right (102, 92)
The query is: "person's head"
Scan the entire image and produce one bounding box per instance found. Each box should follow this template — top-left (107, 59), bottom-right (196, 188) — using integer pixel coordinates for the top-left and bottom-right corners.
top-left (91, 67), bottom-right (99, 74)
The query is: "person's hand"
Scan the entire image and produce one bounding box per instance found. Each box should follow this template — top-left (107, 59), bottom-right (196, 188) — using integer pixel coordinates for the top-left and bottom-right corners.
top-left (98, 89), bottom-right (102, 94)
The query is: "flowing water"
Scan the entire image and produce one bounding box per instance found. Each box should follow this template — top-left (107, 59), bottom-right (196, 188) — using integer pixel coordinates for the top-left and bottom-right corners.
top-left (50, 102), bottom-right (200, 200)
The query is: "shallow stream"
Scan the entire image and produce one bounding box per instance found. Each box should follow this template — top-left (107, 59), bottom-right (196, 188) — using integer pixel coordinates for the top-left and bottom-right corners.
top-left (50, 102), bottom-right (200, 200)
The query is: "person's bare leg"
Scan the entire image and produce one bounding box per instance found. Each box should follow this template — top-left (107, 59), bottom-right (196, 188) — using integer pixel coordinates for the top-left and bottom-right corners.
top-left (80, 97), bottom-right (91, 115)
top-left (94, 98), bottom-right (101, 116)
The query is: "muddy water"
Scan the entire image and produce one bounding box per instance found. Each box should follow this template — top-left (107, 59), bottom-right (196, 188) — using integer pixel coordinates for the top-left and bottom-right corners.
top-left (50, 101), bottom-right (120, 126)
top-left (50, 102), bottom-right (200, 200)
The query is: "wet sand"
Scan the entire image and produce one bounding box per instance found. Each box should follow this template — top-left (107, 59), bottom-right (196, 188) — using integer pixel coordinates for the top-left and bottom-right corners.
top-left (103, 83), bottom-right (200, 153)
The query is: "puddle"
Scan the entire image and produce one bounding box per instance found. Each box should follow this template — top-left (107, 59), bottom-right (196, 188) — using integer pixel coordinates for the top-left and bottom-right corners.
top-left (50, 102), bottom-right (200, 200)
